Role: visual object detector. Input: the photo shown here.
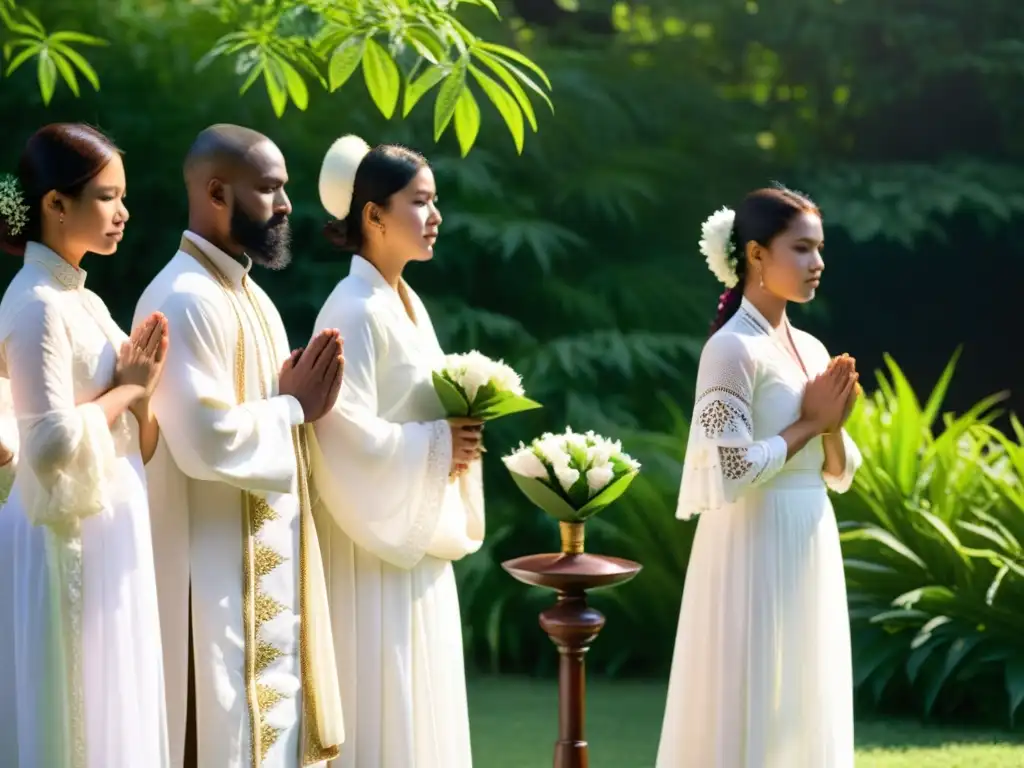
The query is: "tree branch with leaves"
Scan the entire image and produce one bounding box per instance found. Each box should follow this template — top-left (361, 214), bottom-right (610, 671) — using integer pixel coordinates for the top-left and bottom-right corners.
top-left (0, 0), bottom-right (553, 155)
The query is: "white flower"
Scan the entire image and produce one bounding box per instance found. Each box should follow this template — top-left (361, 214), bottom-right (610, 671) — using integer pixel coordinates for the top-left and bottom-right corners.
top-left (460, 366), bottom-right (489, 404)
top-left (442, 350), bottom-right (526, 403)
top-left (502, 444), bottom-right (549, 480)
top-left (698, 206), bottom-right (738, 288)
top-left (535, 434), bottom-right (570, 469)
top-left (553, 464), bottom-right (580, 493)
top-left (621, 453), bottom-right (641, 472)
top-left (0, 174), bottom-right (30, 238)
top-left (488, 359), bottom-right (524, 396)
top-left (585, 464), bottom-right (615, 496)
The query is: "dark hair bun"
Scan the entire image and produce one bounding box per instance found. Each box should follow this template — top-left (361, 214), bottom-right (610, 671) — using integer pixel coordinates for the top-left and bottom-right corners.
top-left (0, 218), bottom-right (26, 257)
top-left (1, 123), bottom-right (120, 256)
top-left (323, 219), bottom-right (354, 252)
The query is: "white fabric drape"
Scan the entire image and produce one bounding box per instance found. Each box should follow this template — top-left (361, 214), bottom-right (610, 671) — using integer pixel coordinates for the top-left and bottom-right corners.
top-left (0, 241), bottom-right (169, 768)
top-left (135, 231), bottom-right (342, 768)
top-left (310, 255), bottom-right (483, 768)
top-left (657, 298), bottom-right (860, 768)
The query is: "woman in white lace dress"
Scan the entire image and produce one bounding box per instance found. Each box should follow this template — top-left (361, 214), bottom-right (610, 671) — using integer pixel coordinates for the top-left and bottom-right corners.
top-left (307, 136), bottom-right (485, 768)
top-left (656, 186), bottom-right (862, 768)
top-left (0, 124), bottom-right (170, 768)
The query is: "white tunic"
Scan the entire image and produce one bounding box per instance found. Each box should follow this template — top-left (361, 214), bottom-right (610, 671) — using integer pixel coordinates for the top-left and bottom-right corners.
top-left (0, 242), bottom-right (169, 768)
top-left (309, 255), bottom-right (484, 768)
top-left (656, 297), bottom-right (861, 768)
top-left (134, 232), bottom-right (343, 768)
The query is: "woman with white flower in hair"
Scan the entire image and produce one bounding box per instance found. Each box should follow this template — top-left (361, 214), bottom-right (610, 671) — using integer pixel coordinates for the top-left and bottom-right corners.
top-left (0, 124), bottom-right (169, 767)
top-left (656, 186), bottom-right (862, 767)
top-left (306, 136), bottom-right (484, 768)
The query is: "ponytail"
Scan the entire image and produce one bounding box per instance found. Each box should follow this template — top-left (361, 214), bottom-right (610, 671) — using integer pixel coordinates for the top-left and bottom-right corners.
top-left (708, 243), bottom-right (747, 336)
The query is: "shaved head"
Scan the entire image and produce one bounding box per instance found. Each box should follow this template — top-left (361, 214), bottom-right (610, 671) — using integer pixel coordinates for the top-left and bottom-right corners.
top-left (184, 124), bottom-right (270, 186)
top-left (184, 123), bottom-right (293, 270)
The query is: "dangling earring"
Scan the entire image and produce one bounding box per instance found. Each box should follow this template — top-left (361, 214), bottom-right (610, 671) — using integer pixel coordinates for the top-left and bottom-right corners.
top-left (757, 264), bottom-right (764, 289)
top-left (59, 212), bottom-right (65, 225)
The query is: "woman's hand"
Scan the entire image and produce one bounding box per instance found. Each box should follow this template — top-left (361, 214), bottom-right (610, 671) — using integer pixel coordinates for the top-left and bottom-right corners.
top-left (801, 363), bottom-right (857, 434)
top-left (448, 417), bottom-right (484, 478)
top-left (826, 354), bottom-right (860, 431)
top-left (117, 312), bottom-right (169, 400)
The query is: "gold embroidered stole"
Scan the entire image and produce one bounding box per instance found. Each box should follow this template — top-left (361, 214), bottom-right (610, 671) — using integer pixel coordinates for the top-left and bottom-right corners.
top-left (179, 236), bottom-right (341, 766)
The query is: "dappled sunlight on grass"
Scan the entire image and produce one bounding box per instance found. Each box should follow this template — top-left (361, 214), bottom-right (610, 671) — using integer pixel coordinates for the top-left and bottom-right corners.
top-left (468, 676), bottom-right (1024, 768)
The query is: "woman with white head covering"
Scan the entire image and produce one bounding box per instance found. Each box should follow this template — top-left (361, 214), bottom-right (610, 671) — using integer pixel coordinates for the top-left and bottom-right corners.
top-left (308, 136), bottom-right (485, 768)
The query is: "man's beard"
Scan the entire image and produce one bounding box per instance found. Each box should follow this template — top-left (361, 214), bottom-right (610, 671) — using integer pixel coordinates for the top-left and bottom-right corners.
top-left (230, 204), bottom-right (292, 270)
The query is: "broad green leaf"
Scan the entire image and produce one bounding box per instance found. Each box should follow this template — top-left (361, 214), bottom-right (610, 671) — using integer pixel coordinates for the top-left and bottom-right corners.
top-left (50, 49), bottom-right (79, 97)
top-left (406, 27), bottom-right (445, 66)
top-left (432, 371), bottom-right (470, 417)
top-left (471, 51), bottom-right (537, 130)
top-left (2, 15), bottom-right (44, 40)
top-left (921, 346), bottom-right (960, 428)
top-left (496, 58), bottom-right (554, 114)
top-left (263, 58), bottom-right (288, 117)
top-left (328, 35), bottom-right (364, 92)
top-left (839, 525), bottom-right (928, 570)
top-left (472, 394), bottom-right (542, 421)
top-left (403, 65), bottom-right (444, 117)
top-left (238, 60), bottom-right (265, 94)
top-left (433, 62), bottom-right (465, 141)
top-left (5, 42), bottom-right (40, 76)
top-left (17, 6), bottom-right (44, 36)
top-left (37, 49), bottom-right (57, 105)
top-left (577, 471), bottom-right (639, 518)
top-left (459, 0), bottom-right (501, 17)
top-left (470, 65), bottom-right (525, 153)
top-left (507, 472), bottom-right (579, 521)
top-left (280, 58), bottom-right (309, 110)
top-left (923, 634), bottom-right (984, 715)
top-left (362, 37), bottom-right (400, 118)
top-left (51, 42), bottom-right (99, 90)
top-left (1006, 657), bottom-right (1024, 724)
top-left (48, 31), bottom-right (107, 47)
top-left (475, 41), bottom-right (552, 89)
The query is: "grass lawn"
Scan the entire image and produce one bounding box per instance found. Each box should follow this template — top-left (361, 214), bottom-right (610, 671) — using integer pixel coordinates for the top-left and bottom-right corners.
top-left (468, 676), bottom-right (1024, 767)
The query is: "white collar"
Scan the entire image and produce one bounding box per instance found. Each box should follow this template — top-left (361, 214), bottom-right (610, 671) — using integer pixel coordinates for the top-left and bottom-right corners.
top-left (182, 230), bottom-right (251, 287)
top-left (739, 296), bottom-right (784, 337)
top-left (24, 241), bottom-right (86, 291)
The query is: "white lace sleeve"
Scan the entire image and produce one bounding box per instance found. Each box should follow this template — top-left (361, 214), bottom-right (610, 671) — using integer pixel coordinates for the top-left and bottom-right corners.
top-left (824, 429), bottom-right (862, 493)
top-left (676, 332), bottom-right (788, 519)
top-left (4, 298), bottom-right (116, 528)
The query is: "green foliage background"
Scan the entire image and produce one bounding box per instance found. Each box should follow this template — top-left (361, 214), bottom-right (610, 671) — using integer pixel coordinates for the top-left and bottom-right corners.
top-left (3, 0), bottom-right (1024, 725)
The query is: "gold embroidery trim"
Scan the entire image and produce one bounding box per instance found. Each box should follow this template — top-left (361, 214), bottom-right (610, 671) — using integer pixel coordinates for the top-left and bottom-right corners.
top-left (179, 237), bottom-right (291, 765)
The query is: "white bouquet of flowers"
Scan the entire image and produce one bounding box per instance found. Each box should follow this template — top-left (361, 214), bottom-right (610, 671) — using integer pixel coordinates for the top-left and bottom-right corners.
top-left (433, 351), bottom-right (541, 421)
top-left (502, 427), bottom-right (641, 522)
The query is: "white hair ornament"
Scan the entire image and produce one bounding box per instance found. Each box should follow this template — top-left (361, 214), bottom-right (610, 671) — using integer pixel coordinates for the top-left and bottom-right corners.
top-left (318, 134), bottom-right (371, 220)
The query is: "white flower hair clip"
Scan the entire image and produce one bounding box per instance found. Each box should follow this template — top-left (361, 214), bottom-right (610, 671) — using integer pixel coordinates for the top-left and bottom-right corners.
top-left (698, 206), bottom-right (738, 288)
top-left (0, 174), bottom-right (30, 237)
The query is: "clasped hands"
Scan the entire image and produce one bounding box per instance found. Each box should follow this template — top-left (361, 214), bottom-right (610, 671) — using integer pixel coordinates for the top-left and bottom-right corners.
top-left (117, 312), bottom-right (169, 414)
top-left (279, 329), bottom-right (345, 423)
top-left (801, 353), bottom-right (861, 435)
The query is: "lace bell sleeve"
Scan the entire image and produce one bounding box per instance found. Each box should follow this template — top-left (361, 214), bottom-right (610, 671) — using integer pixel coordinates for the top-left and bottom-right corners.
top-left (5, 298), bottom-right (117, 528)
top-left (676, 332), bottom-right (788, 519)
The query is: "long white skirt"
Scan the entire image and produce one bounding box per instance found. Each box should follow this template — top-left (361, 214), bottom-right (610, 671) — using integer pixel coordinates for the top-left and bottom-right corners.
top-left (318, 520), bottom-right (473, 768)
top-left (0, 453), bottom-right (169, 768)
top-left (656, 475), bottom-right (854, 768)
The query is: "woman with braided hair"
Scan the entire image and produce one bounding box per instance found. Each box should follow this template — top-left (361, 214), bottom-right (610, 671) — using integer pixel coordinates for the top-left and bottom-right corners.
top-left (656, 186), bottom-right (862, 767)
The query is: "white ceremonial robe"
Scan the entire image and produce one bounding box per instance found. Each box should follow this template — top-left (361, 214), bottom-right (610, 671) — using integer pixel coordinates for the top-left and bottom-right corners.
top-left (0, 242), bottom-right (169, 768)
top-left (309, 255), bottom-right (484, 768)
top-left (656, 297), bottom-right (861, 768)
top-left (135, 232), bottom-right (342, 768)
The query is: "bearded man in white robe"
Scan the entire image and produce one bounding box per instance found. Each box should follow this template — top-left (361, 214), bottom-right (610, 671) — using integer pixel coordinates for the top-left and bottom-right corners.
top-left (134, 125), bottom-right (345, 768)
